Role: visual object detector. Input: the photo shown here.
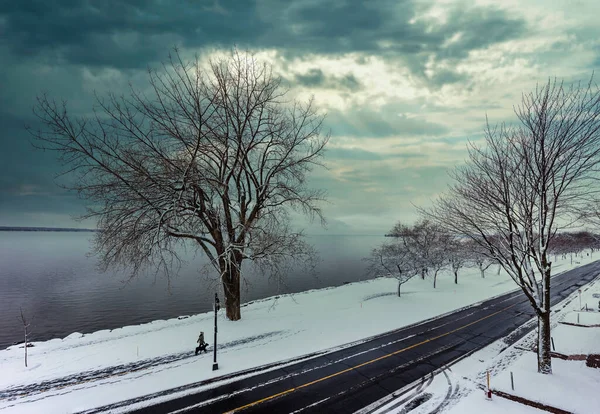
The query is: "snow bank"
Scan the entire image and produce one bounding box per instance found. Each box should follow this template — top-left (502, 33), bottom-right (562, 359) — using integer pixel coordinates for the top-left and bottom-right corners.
top-left (563, 311), bottom-right (600, 325)
top-left (551, 322), bottom-right (600, 355)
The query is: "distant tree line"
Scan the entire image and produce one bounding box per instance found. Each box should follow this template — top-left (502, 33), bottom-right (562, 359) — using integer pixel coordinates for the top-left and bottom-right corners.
top-left (368, 222), bottom-right (600, 298)
top-left (548, 231), bottom-right (600, 262)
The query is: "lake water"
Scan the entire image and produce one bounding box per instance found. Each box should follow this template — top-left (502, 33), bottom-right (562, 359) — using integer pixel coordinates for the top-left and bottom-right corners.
top-left (0, 232), bottom-right (384, 349)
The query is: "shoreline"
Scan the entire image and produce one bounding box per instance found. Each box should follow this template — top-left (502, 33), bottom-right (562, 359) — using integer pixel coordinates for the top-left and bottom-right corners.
top-left (4, 253), bottom-right (595, 352)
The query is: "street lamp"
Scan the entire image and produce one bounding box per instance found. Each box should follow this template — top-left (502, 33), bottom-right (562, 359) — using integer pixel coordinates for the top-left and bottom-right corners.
top-left (213, 293), bottom-right (220, 371)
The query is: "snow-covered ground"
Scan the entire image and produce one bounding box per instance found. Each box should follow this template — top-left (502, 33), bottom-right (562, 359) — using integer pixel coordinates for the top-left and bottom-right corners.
top-left (550, 323), bottom-right (600, 355)
top-left (368, 256), bottom-right (600, 414)
top-left (0, 252), bottom-right (596, 413)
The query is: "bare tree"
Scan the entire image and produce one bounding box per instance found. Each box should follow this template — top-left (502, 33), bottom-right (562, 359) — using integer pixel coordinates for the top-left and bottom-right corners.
top-left (388, 219), bottom-right (450, 288)
top-left (19, 308), bottom-right (33, 367)
top-left (467, 242), bottom-right (495, 278)
top-left (426, 77), bottom-right (600, 374)
top-left (364, 242), bottom-right (418, 297)
top-left (447, 239), bottom-right (468, 284)
top-left (548, 232), bottom-right (575, 261)
top-left (428, 237), bottom-right (450, 289)
top-left (549, 231), bottom-right (600, 261)
top-left (30, 49), bottom-right (329, 321)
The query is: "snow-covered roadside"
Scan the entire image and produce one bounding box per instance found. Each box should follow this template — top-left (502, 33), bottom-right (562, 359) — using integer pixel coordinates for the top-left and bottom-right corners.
top-left (0, 253), bottom-right (595, 413)
top-left (369, 260), bottom-right (600, 414)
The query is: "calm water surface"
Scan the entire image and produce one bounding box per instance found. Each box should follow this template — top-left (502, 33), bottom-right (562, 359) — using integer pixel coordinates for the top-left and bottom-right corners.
top-left (0, 232), bottom-right (383, 349)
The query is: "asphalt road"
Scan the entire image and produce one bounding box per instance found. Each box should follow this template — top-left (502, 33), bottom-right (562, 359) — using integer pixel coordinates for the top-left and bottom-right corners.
top-left (130, 260), bottom-right (600, 414)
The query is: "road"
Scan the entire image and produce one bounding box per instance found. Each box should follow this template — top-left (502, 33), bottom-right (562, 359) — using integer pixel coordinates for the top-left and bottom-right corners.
top-left (130, 261), bottom-right (600, 414)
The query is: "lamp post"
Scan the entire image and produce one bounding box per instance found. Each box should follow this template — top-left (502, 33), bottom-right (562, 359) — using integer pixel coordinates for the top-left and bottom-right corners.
top-left (213, 293), bottom-right (220, 371)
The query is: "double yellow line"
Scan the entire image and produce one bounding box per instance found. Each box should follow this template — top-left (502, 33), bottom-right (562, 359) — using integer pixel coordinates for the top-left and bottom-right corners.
top-left (224, 302), bottom-right (518, 413)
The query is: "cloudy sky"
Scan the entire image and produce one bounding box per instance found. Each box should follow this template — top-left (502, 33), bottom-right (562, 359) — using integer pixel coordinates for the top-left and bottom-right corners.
top-left (0, 0), bottom-right (599, 234)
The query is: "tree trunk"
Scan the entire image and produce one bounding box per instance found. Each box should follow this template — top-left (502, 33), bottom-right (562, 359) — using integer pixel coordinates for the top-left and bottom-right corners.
top-left (454, 269), bottom-right (458, 284)
top-left (24, 328), bottom-right (27, 368)
top-left (537, 311), bottom-right (552, 374)
top-left (221, 259), bottom-right (242, 321)
top-left (433, 271), bottom-right (438, 289)
top-left (537, 256), bottom-right (552, 374)
top-left (479, 264), bottom-right (485, 278)
top-left (497, 265), bottom-right (501, 275)
top-left (397, 279), bottom-right (401, 297)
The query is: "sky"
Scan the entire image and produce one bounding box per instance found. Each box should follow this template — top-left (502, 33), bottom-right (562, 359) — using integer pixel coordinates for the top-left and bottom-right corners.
top-left (0, 0), bottom-right (599, 235)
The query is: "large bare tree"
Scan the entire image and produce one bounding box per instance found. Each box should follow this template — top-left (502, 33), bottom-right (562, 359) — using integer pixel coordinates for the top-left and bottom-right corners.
top-left (426, 77), bottom-right (600, 374)
top-left (30, 49), bottom-right (329, 321)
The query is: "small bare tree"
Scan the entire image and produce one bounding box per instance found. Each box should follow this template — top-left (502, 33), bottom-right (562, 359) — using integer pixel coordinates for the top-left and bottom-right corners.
top-left (30, 49), bottom-right (329, 321)
top-left (468, 242), bottom-right (495, 278)
top-left (19, 308), bottom-right (33, 367)
top-left (387, 219), bottom-right (450, 288)
top-left (426, 76), bottom-right (600, 374)
top-left (364, 242), bottom-right (418, 297)
top-left (428, 237), bottom-right (450, 289)
top-left (447, 239), bottom-right (468, 284)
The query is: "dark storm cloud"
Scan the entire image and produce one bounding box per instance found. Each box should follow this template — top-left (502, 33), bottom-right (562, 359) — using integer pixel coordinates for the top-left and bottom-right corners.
top-left (293, 69), bottom-right (361, 91)
top-left (0, 0), bottom-right (267, 68)
top-left (0, 0), bottom-right (527, 78)
top-left (282, 0), bottom-right (386, 40)
top-left (272, 1), bottom-right (527, 87)
top-left (0, 0), bottom-right (529, 227)
top-left (436, 7), bottom-right (529, 60)
top-left (0, 111), bottom-right (85, 219)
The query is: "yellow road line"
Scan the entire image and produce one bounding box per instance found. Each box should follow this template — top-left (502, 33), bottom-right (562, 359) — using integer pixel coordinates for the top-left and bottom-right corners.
top-left (223, 302), bottom-right (518, 414)
top-left (1, 302), bottom-right (517, 406)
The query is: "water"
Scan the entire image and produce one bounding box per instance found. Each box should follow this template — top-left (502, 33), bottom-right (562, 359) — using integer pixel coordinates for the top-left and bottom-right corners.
top-left (0, 232), bottom-right (383, 349)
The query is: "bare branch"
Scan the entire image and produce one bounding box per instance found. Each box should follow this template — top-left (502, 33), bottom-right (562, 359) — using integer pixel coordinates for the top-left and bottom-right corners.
top-left (422, 74), bottom-right (600, 374)
top-left (30, 48), bottom-right (329, 321)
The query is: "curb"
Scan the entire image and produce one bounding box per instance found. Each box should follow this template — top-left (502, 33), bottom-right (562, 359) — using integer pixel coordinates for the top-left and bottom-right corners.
top-left (491, 389), bottom-right (572, 414)
top-left (559, 321), bottom-right (600, 328)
